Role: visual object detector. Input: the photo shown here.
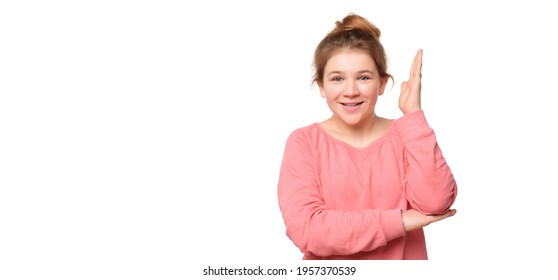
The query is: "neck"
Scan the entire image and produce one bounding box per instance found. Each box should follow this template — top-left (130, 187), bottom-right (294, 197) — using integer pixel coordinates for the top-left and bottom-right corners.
top-left (329, 113), bottom-right (378, 139)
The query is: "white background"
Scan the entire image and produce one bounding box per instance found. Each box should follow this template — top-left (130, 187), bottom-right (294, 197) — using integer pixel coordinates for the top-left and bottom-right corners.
top-left (1, 0), bottom-right (557, 279)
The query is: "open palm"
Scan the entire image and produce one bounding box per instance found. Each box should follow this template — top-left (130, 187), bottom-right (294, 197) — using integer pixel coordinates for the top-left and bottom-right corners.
top-left (399, 49), bottom-right (423, 115)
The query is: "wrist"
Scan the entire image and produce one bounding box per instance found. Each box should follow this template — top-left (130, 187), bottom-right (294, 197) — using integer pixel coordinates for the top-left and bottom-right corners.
top-left (402, 107), bottom-right (421, 115)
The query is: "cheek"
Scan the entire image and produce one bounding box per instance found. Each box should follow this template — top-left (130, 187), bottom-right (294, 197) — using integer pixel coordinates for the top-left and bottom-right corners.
top-left (361, 83), bottom-right (381, 97)
top-left (322, 85), bottom-right (342, 100)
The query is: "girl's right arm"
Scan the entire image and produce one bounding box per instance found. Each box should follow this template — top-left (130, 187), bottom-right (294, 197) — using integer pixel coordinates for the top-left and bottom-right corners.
top-left (277, 130), bottom-right (406, 257)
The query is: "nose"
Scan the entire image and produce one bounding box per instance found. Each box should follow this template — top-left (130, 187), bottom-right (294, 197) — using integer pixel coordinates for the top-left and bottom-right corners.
top-left (344, 80), bottom-right (360, 97)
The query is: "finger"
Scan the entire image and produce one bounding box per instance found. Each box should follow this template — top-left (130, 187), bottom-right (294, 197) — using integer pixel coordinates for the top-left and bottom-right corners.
top-left (409, 49), bottom-right (422, 78)
top-left (441, 209), bottom-right (457, 219)
top-left (408, 50), bottom-right (423, 89)
top-left (448, 209), bottom-right (457, 216)
top-left (417, 49), bottom-right (423, 78)
top-left (432, 209), bottom-right (456, 221)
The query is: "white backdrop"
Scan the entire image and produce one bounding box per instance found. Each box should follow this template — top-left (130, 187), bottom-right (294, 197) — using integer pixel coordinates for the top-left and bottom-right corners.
top-left (1, 0), bottom-right (557, 279)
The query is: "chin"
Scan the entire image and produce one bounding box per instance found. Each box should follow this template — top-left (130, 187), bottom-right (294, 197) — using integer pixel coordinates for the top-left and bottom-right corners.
top-left (339, 117), bottom-right (364, 127)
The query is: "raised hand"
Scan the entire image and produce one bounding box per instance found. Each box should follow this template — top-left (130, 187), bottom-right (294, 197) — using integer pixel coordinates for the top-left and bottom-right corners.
top-left (399, 49), bottom-right (423, 115)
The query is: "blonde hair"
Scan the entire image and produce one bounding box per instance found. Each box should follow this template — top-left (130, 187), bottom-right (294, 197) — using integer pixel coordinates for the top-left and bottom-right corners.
top-left (312, 13), bottom-right (392, 86)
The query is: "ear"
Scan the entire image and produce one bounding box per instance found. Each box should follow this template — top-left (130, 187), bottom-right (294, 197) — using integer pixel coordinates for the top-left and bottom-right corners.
top-left (378, 77), bottom-right (389, 96)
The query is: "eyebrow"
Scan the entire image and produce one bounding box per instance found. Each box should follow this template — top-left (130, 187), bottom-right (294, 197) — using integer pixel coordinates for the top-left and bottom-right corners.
top-left (326, 70), bottom-right (375, 76)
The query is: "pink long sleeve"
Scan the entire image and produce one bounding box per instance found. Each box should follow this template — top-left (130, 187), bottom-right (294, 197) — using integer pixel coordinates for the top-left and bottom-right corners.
top-left (394, 110), bottom-right (457, 215)
top-left (277, 110), bottom-right (457, 260)
top-left (277, 131), bottom-right (405, 257)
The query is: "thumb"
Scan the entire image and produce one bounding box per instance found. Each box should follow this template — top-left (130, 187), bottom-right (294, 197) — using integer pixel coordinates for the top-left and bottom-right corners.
top-left (400, 81), bottom-right (408, 94)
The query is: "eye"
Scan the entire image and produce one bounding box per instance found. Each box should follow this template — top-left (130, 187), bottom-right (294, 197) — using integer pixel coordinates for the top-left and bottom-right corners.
top-left (358, 75), bottom-right (371, 81)
top-left (331, 76), bottom-right (343, 82)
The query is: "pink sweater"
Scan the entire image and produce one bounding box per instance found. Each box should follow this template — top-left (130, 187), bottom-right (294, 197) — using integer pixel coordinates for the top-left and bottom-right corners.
top-left (277, 110), bottom-right (457, 260)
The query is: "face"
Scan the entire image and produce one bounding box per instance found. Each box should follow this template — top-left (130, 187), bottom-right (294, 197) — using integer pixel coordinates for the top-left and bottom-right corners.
top-left (319, 49), bottom-right (387, 129)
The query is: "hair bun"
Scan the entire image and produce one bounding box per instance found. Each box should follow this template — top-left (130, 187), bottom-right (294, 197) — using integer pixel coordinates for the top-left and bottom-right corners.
top-left (333, 13), bottom-right (381, 39)
top-left (312, 12), bottom-right (392, 87)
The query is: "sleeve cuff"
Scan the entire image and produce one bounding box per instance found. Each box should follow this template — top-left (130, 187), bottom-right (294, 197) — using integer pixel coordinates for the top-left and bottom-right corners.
top-left (393, 110), bottom-right (434, 143)
top-left (380, 209), bottom-right (406, 242)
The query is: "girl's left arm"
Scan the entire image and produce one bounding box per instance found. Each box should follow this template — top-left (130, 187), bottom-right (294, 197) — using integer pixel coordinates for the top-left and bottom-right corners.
top-left (394, 110), bottom-right (457, 215)
top-left (397, 49), bottom-right (457, 215)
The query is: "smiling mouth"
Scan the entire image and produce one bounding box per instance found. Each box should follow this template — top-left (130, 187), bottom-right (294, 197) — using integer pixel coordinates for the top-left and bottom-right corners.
top-left (340, 102), bottom-right (364, 107)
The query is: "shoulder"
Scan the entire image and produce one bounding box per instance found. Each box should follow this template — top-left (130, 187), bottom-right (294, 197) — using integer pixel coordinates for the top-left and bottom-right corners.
top-left (286, 123), bottom-right (321, 142)
top-left (283, 123), bottom-right (326, 156)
